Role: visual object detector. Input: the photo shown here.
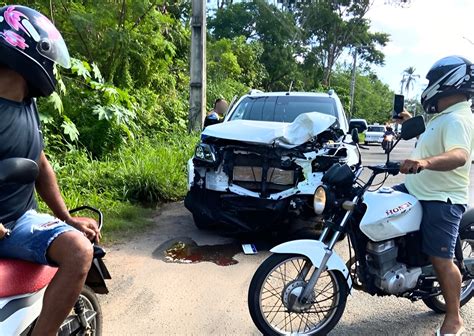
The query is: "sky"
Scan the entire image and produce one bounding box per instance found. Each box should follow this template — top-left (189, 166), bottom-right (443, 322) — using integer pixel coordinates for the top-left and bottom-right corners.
top-left (367, 0), bottom-right (474, 98)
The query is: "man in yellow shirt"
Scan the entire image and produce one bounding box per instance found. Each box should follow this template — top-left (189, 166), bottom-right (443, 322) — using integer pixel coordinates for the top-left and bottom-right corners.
top-left (396, 56), bottom-right (474, 335)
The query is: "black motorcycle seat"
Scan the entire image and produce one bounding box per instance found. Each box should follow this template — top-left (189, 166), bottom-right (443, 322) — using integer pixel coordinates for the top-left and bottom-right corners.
top-left (460, 207), bottom-right (474, 231)
top-left (0, 158), bottom-right (38, 184)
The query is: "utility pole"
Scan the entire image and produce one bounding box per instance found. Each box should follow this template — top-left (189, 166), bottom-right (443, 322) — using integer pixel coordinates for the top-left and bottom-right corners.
top-left (349, 48), bottom-right (357, 119)
top-left (189, 0), bottom-right (207, 132)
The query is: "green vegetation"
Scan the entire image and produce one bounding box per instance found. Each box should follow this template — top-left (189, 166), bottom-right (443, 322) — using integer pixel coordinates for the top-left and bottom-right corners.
top-left (3, 1), bottom-right (395, 239)
top-left (39, 134), bottom-right (197, 241)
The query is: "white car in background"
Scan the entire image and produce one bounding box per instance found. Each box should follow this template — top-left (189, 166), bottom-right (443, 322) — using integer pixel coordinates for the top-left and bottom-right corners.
top-left (364, 125), bottom-right (386, 145)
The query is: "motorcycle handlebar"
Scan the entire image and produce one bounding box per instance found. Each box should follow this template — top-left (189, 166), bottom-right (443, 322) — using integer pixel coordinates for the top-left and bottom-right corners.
top-left (69, 206), bottom-right (103, 231)
top-left (366, 161), bottom-right (400, 176)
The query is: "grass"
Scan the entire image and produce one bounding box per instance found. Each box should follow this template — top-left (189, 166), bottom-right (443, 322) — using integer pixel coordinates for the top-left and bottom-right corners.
top-left (38, 133), bottom-right (199, 243)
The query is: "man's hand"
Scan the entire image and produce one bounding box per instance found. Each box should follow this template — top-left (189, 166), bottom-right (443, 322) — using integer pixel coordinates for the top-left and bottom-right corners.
top-left (400, 159), bottom-right (428, 174)
top-left (0, 223), bottom-right (10, 240)
top-left (66, 216), bottom-right (101, 242)
top-left (393, 109), bottom-right (412, 124)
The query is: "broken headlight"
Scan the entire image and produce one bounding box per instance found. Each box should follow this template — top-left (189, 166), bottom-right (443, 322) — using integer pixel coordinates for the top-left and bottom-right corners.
top-left (195, 143), bottom-right (217, 163)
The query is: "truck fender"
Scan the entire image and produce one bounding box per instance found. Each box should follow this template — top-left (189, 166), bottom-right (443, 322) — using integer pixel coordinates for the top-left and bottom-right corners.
top-left (271, 239), bottom-right (352, 291)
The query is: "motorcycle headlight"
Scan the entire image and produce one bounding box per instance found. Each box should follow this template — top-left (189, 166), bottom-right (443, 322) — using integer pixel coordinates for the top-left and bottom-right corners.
top-left (313, 186), bottom-right (327, 215)
top-left (195, 143), bottom-right (216, 163)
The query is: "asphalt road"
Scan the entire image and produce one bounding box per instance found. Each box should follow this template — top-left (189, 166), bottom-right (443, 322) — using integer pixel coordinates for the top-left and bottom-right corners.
top-left (101, 141), bottom-right (473, 335)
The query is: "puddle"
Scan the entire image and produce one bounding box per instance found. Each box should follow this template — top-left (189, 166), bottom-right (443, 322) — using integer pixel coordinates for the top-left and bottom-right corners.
top-left (153, 237), bottom-right (242, 266)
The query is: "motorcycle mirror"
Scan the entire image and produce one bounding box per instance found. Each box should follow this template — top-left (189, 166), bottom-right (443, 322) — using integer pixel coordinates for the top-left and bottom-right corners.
top-left (0, 158), bottom-right (39, 185)
top-left (400, 116), bottom-right (425, 140)
top-left (351, 128), bottom-right (359, 144)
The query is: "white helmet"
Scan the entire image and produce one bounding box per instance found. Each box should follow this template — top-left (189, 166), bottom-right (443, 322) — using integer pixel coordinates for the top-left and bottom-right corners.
top-left (421, 56), bottom-right (474, 113)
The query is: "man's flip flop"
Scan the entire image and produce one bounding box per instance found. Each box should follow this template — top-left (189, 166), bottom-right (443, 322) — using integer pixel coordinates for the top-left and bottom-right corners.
top-left (435, 326), bottom-right (467, 336)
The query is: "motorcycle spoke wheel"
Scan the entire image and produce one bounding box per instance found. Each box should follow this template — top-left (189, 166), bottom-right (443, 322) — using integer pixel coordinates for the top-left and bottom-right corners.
top-left (79, 293), bottom-right (98, 335)
top-left (423, 240), bottom-right (474, 313)
top-left (60, 286), bottom-right (102, 336)
top-left (249, 254), bottom-right (348, 336)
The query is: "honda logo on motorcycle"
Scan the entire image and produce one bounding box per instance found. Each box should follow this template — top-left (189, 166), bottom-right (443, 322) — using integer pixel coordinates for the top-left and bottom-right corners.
top-left (385, 202), bottom-right (412, 216)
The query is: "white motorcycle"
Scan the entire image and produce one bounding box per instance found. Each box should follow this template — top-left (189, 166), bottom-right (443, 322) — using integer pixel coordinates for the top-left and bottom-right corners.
top-left (0, 158), bottom-right (111, 335)
top-left (247, 116), bottom-right (474, 335)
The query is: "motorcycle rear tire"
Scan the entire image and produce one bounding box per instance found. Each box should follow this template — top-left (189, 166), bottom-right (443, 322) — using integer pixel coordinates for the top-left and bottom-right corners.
top-left (422, 238), bottom-right (473, 313)
top-left (422, 288), bottom-right (473, 314)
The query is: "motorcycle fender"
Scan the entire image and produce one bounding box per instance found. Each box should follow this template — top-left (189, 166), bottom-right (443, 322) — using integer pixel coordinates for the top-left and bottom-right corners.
top-left (271, 239), bottom-right (352, 292)
top-left (86, 257), bottom-right (111, 294)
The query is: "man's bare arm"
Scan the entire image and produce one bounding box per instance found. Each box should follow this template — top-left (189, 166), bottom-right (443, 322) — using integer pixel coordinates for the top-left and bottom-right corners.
top-left (35, 151), bottom-right (71, 221)
top-left (35, 151), bottom-right (100, 240)
top-left (400, 148), bottom-right (469, 174)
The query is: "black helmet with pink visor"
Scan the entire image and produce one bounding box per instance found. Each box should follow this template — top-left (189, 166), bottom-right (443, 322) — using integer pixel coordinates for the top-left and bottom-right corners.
top-left (0, 5), bottom-right (70, 97)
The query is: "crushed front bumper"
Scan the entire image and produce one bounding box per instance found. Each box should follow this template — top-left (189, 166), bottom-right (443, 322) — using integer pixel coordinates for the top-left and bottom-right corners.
top-left (184, 187), bottom-right (292, 232)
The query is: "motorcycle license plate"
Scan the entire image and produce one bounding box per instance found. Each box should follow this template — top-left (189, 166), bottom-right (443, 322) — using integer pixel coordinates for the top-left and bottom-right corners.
top-left (242, 244), bottom-right (258, 255)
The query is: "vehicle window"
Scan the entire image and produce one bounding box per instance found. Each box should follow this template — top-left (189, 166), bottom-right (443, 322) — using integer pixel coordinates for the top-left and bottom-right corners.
top-left (349, 121), bottom-right (367, 132)
top-left (368, 126), bottom-right (385, 132)
top-left (229, 98), bottom-right (251, 120)
top-left (229, 96), bottom-right (337, 123)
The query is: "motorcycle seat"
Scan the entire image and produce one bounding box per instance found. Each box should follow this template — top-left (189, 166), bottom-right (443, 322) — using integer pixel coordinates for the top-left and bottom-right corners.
top-left (0, 259), bottom-right (57, 298)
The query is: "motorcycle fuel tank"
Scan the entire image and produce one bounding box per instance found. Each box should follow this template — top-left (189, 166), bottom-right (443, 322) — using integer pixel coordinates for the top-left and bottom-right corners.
top-left (360, 188), bottom-right (422, 242)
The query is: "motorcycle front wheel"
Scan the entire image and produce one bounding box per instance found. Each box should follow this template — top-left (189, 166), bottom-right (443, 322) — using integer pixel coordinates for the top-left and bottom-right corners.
top-left (248, 254), bottom-right (348, 336)
top-left (422, 238), bottom-right (474, 313)
top-left (59, 285), bottom-right (103, 336)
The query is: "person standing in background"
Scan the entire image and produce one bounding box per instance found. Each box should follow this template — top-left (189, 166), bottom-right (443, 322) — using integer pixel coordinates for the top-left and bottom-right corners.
top-left (204, 98), bottom-right (228, 127)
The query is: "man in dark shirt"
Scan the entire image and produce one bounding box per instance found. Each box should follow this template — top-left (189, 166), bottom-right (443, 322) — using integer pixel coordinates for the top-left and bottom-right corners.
top-left (0, 6), bottom-right (99, 335)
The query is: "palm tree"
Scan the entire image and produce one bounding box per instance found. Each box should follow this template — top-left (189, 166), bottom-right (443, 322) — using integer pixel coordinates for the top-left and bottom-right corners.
top-left (399, 76), bottom-right (406, 94)
top-left (401, 66), bottom-right (420, 98)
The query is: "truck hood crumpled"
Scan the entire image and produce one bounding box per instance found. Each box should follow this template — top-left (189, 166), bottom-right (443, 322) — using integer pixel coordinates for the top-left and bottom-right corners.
top-left (202, 112), bottom-right (337, 148)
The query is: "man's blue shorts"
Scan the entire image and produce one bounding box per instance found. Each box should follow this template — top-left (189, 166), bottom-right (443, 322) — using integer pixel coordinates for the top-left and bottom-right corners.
top-left (0, 210), bottom-right (79, 265)
top-left (393, 184), bottom-right (466, 259)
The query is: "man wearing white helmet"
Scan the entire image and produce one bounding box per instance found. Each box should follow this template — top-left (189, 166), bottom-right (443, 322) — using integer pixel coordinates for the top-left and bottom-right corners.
top-left (396, 55), bottom-right (474, 335)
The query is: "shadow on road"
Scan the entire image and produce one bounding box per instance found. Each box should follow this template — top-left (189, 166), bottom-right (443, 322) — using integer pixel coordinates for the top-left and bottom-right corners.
top-left (333, 310), bottom-right (450, 336)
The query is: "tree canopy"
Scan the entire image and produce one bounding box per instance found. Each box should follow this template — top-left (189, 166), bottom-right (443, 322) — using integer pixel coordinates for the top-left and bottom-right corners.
top-left (3, 0), bottom-right (396, 158)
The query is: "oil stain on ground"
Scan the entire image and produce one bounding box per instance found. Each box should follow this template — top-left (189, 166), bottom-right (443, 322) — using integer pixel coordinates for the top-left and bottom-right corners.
top-left (153, 237), bottom-right (242, 266)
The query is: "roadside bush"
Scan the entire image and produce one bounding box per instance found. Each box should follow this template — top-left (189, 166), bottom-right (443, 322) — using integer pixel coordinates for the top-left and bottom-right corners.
top-left (109, 133), bottom-right (197, 204)
top-left (39, 132), bottom-right (198, 239)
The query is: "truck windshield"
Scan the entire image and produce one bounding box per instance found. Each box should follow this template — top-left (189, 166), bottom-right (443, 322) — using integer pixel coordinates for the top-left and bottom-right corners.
top-left (229, 96), bottom-right (338, 123)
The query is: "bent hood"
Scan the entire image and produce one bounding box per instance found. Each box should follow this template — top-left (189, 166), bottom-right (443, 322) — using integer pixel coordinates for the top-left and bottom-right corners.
top-left (202, 112), bottom-right (337, 148)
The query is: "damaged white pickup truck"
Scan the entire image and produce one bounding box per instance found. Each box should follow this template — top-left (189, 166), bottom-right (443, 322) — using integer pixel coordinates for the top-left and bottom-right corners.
top-left (184, 91), bottom-right (360, 235)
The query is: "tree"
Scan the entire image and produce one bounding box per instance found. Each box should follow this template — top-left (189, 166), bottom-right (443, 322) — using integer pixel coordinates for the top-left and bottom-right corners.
top-left (299, 0), bottom-right (390, 86)
top-left (209, 0), bottom-right (304, 91)
top-left (401, 66), bottom-right (420, 97)
top-left (209, 2), bottom-right (256, 40)
top-left (18, 0), bottom-right (193, 156)
top-left (331, 66), bottom-right (394, 123)
top-left (206, 36), bottom-right (266, 108)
